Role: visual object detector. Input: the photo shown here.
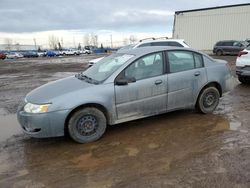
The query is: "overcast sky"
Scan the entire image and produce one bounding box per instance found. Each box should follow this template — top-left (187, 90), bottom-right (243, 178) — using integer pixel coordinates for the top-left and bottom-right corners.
top-left (0, 0), bottom-right (249, 47)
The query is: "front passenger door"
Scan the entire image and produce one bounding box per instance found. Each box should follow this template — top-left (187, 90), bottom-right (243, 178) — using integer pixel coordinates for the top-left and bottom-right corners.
top-left (115, 52), bottom-right (168, 120)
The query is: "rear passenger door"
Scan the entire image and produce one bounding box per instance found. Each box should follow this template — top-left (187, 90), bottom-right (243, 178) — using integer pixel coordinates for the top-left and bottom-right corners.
top-left (167, 50), bottom-right (207, 110)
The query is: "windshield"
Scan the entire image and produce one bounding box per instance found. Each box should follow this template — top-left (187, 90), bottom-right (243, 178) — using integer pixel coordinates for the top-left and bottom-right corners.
top-left (77, 53), bottom-right (134, 83)
top-left (117, 44), bottom-right (136, 52)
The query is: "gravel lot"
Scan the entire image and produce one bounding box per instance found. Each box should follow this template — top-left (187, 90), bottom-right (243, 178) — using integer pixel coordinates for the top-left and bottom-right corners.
top-left (0, 54), bottom-right (250, 188)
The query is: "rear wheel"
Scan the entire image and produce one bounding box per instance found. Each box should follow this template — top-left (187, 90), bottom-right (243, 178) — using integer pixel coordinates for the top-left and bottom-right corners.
top-left (216, 50), bottom-right (223, 56)
top-left (196, 87), bottom-right (220, 114)
top-left (68, 107), bottom-right (107, 143)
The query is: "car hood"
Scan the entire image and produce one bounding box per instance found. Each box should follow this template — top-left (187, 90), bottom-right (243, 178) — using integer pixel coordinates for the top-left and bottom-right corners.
top-left (26, 76), bottom-right (92, 104)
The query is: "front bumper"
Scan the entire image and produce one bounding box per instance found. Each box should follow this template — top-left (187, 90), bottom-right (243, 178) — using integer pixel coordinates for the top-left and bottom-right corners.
top-left (17, 103), bottom-right (70, 138)
top-left (236, 66), bottom-right (250, 77)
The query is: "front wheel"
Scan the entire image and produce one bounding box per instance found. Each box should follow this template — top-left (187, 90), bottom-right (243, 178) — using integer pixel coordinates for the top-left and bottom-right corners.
top-left (196, 87), bottom-right (220, 114)
top-left (68, 107), bottom-right (107, 143)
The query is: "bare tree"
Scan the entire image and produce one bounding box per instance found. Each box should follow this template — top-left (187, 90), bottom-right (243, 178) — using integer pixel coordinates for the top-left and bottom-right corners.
top-left (83, 34), bottom-right (90, 46)
top-left (48, 35), bottom-right (59, 50)
top-left (123, 37), bottom-right (129, 45)
top-left (58, 42), bottom-right (62, 51)
top-left (129, 35), bottom-right (137, 44)
top-left (4, 38), bottom-right (12, 51)
top-left (77, 43), bottom-right (81, 50)
top-left (90, 33), bottom-right (98, 47)
top-left (15, 43), bottom-right (20, 51)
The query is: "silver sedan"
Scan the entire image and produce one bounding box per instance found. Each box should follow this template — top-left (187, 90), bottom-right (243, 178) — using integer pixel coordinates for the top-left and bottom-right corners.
top-left (17, 47), bottom-right (233, 143)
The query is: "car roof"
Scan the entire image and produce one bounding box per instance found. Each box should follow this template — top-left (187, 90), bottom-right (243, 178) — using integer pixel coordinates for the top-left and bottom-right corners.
top-left (117, 46), bottom-right (203, 56)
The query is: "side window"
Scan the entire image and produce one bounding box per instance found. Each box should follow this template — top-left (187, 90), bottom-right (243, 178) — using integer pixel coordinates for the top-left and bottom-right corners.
top-left (233, 42), bottom-right (243, 47)
top-left (216, 42), bottom-right (222, 46)
top-left (225, 42), bottom-right (233, 46)
top-left (138, 43), bottom-right (151, 48)
top-left (168, 51), bottom-right (195, 73)
top-left (193, 53), bottom-right (203, 68)
top-left (125, 52), bottom-right (163, 80)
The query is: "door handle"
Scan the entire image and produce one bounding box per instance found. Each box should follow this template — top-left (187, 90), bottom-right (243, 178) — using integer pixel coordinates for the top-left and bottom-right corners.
top-left (155, 80), bottom-right (163, 85)
top-left (194, 71), bottom-right (200, 76)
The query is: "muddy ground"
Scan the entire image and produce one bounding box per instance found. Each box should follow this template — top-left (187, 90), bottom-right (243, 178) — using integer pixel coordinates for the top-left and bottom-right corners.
top-left (0, 54), bottom-right (250, 188)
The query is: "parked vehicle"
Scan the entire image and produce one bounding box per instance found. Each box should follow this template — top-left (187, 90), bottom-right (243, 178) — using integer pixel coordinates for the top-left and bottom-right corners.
top-left (245, 39), bottom-right (250, 45)
top-left (37, 51), bottom-right (47, 57)
top-left (88, 57), bottom-right (105, 67)
top-left (0, 52), bottom-right (6, 60)
top-left (6, 52), bottom-right (24, 59)
top-left (88, 38), bottom-right (189, 67)
top-left (236, 45), bottom-right (250, 84)
top-left (80, 49), bottom-right (91, 54)
top-left (61, 49), bottom-right (79, 56)
top-left (47, 51), bottom-right (57, 57)
top-left (17, 47), bottom-right (232, 143)
top-left (213, 40), bottom-right (247, 56)
top-left (22, 51), bottom-right (39, 58)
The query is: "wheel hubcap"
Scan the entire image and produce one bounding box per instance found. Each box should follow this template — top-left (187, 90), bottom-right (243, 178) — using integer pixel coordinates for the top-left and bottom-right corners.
top-left (203, 92), bottom-right (216, 107)
top-left (76, 115), bottom-right (98, 136)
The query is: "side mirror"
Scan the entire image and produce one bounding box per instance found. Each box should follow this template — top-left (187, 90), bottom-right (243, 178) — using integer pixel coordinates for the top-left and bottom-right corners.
top-left (115, 79), bottom-right (128, 86)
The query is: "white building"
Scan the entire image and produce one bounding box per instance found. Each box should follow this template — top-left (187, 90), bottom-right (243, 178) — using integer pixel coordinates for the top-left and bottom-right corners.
top-left (173, 3), bottom-right (250, 51)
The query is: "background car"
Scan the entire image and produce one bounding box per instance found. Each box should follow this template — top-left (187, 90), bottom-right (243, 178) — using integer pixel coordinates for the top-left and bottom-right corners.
top-left (22, 51), bottom-right (39, 58)
top-left (17, 47), bottom-right (232, 143)
top-left (37, 51), bottom-right (47, 57)
top-left (0, 52), bottom-right (6, 60)
top-left (61, 49), bottom-right (79, 56)
top-left (213, 40), bottom-right (247, 56)
top-left (47, 50), bottom-right (58, 57)
top-left (88, 38), bottom-right (189, 67)
top-left (117, 38), bottom-right (189, 53)
top-left (236, 45), bottom-right (250, 84)
top-left (6, 52), bottom-right (24, 59)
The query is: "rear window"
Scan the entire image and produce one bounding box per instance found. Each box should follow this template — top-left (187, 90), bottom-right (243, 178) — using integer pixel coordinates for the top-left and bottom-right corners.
top-left (152, 41), bottom-right (183, 47)
top-left (138, 43), bottom-right (152, 48)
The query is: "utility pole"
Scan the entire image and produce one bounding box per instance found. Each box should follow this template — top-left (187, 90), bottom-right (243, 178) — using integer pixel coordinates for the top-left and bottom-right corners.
top-left (33, 38), bottom-right (37, 50)
top-left (61, 37), bottom-right (64, 49)
top-left (110, 34), bottom-right (113, 48)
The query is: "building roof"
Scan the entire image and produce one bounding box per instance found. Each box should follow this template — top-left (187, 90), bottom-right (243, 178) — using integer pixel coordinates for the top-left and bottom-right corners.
top-left (175, 3), bottom-right (250, 15)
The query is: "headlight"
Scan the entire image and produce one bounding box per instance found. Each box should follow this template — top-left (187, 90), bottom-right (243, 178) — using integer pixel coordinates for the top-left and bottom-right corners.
top-left (24, 103), bottom-right (50, 113)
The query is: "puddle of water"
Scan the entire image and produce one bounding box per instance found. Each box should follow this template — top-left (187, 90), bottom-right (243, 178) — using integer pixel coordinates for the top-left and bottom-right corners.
top-left (0, 114), bottom-right (22, 142)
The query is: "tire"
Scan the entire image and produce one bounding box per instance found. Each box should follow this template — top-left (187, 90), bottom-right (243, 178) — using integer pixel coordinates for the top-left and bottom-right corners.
top-left (238, 76), bottom-right (249, 84)
top-left (68, 107), bottom-right (107, 143)
top-left (196, 87), bottom-right (220, 114)
top-left (216, 50), bottom-right (223, 56)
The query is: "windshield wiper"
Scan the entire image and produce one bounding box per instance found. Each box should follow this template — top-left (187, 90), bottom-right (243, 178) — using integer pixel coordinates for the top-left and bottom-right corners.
top-left (75, 73), bottom-right (100, 84)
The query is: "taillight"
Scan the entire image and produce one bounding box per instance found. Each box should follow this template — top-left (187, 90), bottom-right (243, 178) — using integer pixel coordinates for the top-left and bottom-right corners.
top-left (238, 51), bottom-right (248, 57)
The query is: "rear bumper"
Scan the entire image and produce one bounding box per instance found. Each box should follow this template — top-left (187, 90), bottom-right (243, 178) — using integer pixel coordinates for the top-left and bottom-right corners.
top-left (236, 66), bottom-right (250, 77)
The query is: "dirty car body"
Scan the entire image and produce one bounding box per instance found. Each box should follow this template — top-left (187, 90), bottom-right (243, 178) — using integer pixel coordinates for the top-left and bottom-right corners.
top-left (17, 47), bottom-right (233, 143)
